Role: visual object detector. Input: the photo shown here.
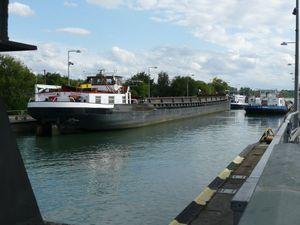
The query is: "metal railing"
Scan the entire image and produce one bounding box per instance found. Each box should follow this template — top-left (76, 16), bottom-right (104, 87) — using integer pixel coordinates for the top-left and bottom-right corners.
top-left (281, 111), bottom-right (299, 143)
top-left (231, 111), bottom-right (299, 225)
top-left (7, 110), bottom-right (34, 123)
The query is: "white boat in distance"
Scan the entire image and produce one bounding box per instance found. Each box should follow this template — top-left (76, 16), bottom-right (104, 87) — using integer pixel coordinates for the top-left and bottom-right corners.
top-left (230, 94), bottom-right (248, 109)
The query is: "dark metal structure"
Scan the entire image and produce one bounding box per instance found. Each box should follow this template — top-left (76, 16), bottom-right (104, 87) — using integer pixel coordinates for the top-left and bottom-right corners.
top-left (294, 0), bottom-right (299, 113)
top-left (0, 0), bottom-right (36, 51)
top-left (0, 1), bottom-right (47, 225)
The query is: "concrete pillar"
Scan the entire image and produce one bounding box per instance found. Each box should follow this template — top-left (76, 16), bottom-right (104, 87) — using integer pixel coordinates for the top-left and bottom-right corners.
top-left (36, 123), bottom-right (61, 136)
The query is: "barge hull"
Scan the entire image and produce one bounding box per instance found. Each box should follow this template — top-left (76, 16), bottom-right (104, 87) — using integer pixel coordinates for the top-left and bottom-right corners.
top-left (28, 100), bottom-right (229, 130)
top-left (245, 106), bottom-right (288, 115)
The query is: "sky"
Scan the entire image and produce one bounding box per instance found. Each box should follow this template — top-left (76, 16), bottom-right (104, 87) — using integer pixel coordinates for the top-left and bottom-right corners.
top-left (5, 0), bottom-right (298, 89)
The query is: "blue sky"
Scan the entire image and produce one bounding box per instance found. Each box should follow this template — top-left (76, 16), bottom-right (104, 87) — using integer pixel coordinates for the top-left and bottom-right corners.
top-left (10, 1), bottom-right (203, 50)
top-left (7, 0), bottom-right (297, 89)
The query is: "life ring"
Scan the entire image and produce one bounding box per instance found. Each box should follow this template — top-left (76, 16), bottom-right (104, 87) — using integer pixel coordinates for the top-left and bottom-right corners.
top-left (69, 96), bottom-right (75, 102)
top-left (69, 95), bottom-right (81, 102)
top-left (48, 96), bottom-right (57, 102)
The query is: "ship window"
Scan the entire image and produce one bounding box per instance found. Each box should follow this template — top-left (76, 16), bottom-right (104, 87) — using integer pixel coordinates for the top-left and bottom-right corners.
top-left (109, 96), bottom-right (115, 104)
top-left (122, 96), bottom-right (126, 104)
top-left (95, 96), bottom-right (101, 104)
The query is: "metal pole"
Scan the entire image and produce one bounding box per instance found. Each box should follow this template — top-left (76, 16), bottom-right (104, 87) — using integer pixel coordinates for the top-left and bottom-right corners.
top-left (187, 78), bottom-right (189, 97)
top-left (43, 69), bottom-right (46, 85)
top-left (296, 0), bottom-right (300, 114)
top-left (148, 67), bottom-right (151, 98)
top-left (67, 51), bottom-right (70, 86)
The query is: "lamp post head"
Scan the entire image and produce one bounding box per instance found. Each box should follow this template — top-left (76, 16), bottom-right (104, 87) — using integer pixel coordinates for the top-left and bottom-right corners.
top-left (68, 49), bottom-right (81, 53)
top-left (281, 42), bottom-right (288, 46)
top-left (293, 7), bottom-right (297, 16)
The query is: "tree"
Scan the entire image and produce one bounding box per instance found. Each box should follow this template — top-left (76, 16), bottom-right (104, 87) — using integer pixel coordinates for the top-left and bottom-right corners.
top-left (195, 81), bottom-right (214, 95)
top-left (229, 86), bottom-right (238, 94)
top-left (170, 76), bottom-right (186, 96)
top-left (280, 90), bottom-right (294, 98)
top-left (239, 87), bottom-right (254, 96)
top-left (36, 72), bottom-right (82, 87)
top-left (157, 71), bottom-right (170, 97)
top-left (125, 72), bottom-right (152, 98)
top-left (0, 55), bottom-right (36, 110)
top-left (170, 76), bottom-right (198, 96)
top-left (210, 77), bottom-right (229, 95)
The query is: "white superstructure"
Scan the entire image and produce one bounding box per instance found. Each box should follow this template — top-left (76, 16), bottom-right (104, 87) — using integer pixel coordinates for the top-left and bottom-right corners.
top-left (29, 73), bottom-right (132, 109)
top-left (231, 94), bottom-right (246, 104)
top-left (248, 91), bottom-right (286, 107)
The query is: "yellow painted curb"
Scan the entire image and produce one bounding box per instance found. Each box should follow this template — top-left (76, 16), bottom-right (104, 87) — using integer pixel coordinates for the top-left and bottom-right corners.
top-left (194, 187), bottom-right (216, 205)
top-left (233, 155), bottom-right (244, 164)
top-left (169, 220), bottom-right (185, 225)
top-left (218, 168), bottom-right (232, 180)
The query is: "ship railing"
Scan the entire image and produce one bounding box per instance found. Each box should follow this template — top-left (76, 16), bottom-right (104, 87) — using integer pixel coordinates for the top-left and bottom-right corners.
top-left (7, 110), bottom-right (33, 122)
top-left (146, 96), bottom-right (227, 104)
top-left (231, 110), bottom-right (299, 225)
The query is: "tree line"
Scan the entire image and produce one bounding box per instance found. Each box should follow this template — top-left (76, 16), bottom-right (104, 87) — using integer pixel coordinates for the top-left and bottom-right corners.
top-left (233, 87), bottom-right (294, 99)
top-left (126, 72), bottom-right (229, 98)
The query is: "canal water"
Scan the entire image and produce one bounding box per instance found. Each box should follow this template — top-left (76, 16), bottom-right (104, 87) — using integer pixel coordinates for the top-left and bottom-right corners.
top-left (17, 110), bottom-right (283, 225)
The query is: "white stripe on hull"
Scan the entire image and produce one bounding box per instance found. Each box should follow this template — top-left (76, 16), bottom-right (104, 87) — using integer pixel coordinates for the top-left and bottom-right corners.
top-left (28, 101), bottom-right (114, 109)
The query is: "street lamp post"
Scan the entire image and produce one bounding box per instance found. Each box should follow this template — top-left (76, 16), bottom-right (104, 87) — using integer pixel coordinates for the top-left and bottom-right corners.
top-left (147, 66), bottom-right (158, 98)
top-left (295, 0), bottom-right (299, 114)
top-left (281, 1), bottom-right (299, 113)
top-left (67, 49), bottom-right (81, 86)
top-left (187, 74), bottom-right (195, 97)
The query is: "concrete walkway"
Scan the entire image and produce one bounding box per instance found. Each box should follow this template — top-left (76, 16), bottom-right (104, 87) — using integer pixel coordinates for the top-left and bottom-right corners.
top-left (239, 143), bottom-right (300, 225)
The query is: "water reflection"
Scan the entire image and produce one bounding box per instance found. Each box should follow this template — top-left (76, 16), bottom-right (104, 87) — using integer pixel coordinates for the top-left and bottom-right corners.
top-left (17, 110), bottom-right (283, 225)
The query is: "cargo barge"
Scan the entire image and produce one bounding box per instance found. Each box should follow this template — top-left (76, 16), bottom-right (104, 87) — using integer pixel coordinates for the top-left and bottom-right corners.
top-left (27, 72), bottom-right (229, 133)
top-left (245, 91), bottom-right (290, 115)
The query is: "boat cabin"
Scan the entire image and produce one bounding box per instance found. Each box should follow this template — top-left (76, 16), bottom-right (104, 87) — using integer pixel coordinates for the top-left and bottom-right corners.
top-left (32, 73), bottom-right (132, 105)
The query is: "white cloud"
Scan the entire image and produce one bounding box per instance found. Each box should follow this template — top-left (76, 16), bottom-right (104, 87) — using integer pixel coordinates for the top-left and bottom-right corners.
top-left (64, 1), bottom-right (78, 7)
top-left (56, 27), bottom-right (91, 36)
top-left (105, 0), bottom-right (295, 89)
top-left (86, 0), bottom-right (124, 9)
top-left (9, 2), bottom-right (35, 17)
top-left (8, 1), bottom-right (297, 89)
top-left (111, 46), bottom-right (136, 64)
top-left (9, 42), bottom-right (292, 89)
